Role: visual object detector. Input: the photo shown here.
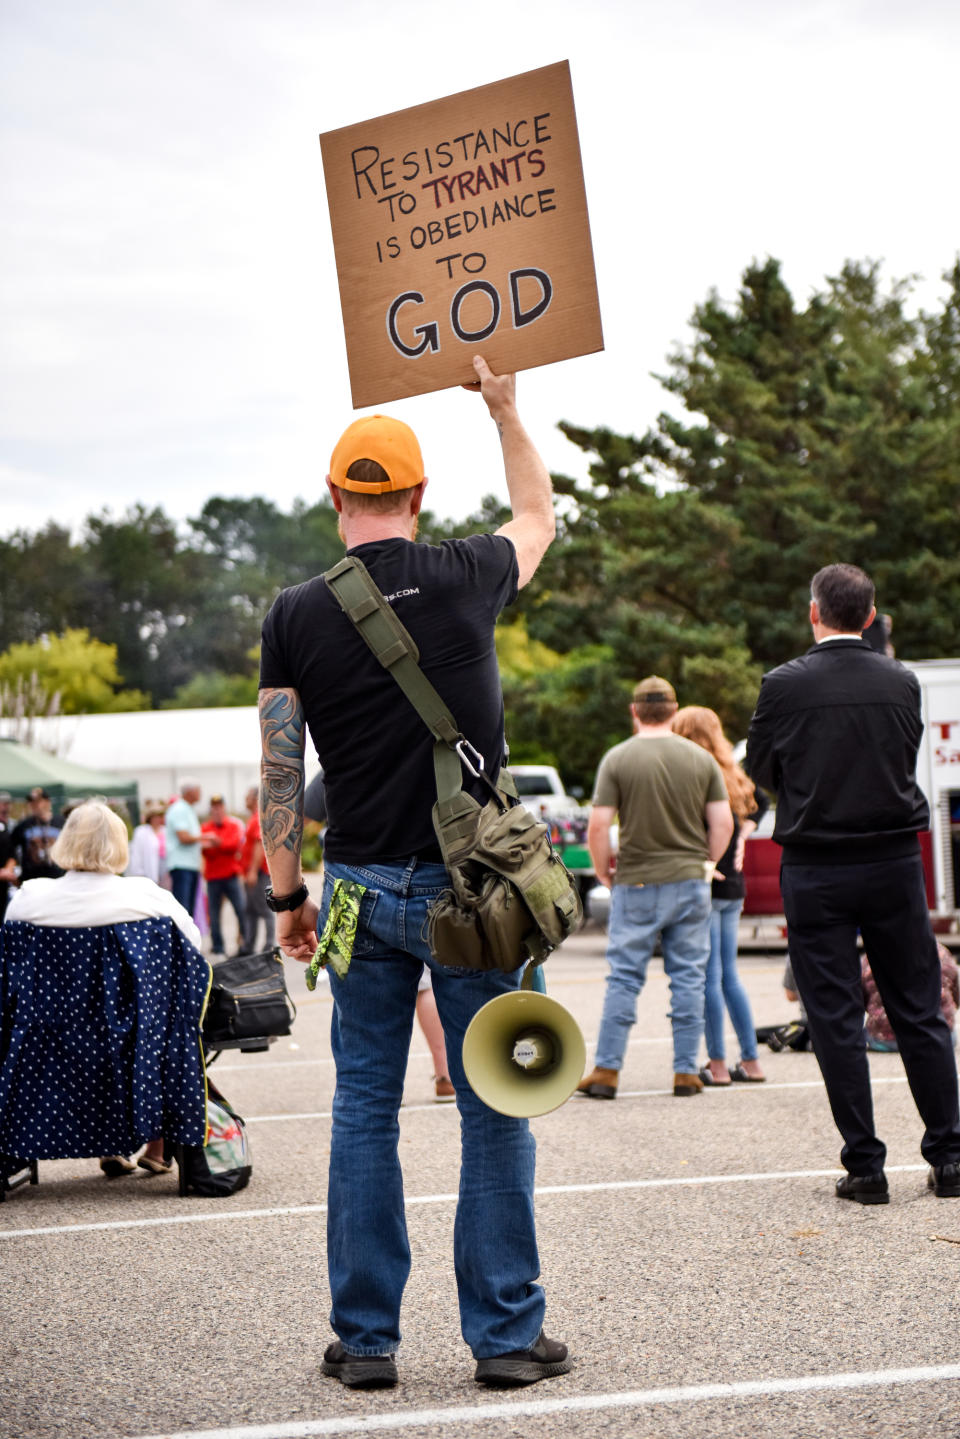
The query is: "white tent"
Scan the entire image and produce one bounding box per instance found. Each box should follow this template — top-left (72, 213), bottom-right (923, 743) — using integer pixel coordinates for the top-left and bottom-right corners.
top-left (17, 709), bottom-right (321, 815)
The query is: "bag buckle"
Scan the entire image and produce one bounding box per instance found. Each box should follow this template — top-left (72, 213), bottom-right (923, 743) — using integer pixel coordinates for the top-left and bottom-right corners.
top-left (455, 739), bottom-right (485, 778)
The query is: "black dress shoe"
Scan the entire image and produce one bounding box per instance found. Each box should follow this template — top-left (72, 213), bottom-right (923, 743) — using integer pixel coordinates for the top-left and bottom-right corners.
top-left (836, 1171), bottom-right (889, 1205)
top-left (928, 1161), bottom-right (960, 1197)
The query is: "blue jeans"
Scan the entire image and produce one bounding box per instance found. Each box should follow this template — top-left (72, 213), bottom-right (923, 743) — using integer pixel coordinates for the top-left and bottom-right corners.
top-left (242, 872), bottom-right (276, 952)
top-left (322, 857), bottom-right (544, 1359)
top-left (169, 868), bottom-right (199, 918)
top-left (595, 880), bottom-right (711, 1075)
top-left (704, 898), bottom-right (758, 1063)
top-left (206, 875), bottom-right (246, 954)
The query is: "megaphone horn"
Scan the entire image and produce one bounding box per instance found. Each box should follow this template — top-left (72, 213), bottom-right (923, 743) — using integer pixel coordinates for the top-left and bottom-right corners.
top-left (462, 969), bottom-right (586, 1118)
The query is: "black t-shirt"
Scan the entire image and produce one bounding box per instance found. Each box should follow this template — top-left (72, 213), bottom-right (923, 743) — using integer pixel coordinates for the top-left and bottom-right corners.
top-left (11, 814), bottom-right (63, 881)
top-left (259, 533), bottom-right (518, 864)
top-left (711, 786), bottom-right (770, 901)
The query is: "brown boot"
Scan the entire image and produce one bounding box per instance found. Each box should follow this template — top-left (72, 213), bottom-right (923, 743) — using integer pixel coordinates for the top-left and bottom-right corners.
top-left (576, 1066), bottom-right (619, 1099)
top-left (673, 1071), bottom-right (704, 1097)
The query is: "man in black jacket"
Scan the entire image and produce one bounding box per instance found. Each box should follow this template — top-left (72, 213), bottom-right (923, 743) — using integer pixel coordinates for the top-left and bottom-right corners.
top-left (747, 563), bottom-right (960, 1204)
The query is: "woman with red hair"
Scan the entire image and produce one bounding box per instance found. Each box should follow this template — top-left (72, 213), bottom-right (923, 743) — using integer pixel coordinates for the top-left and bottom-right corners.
top-left (673, 706), bottom-right (768, 1085)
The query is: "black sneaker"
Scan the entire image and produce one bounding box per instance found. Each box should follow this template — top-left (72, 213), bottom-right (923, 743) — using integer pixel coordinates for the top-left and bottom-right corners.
top-left (321, 1340), bottom-right (398, 1389)
top-left (835, 1171), bottom-right (889, 1205)
top-left (928, 1162), bottom-right (960, 1197)
top-left (474, 1331), bottom-right (571, 1387)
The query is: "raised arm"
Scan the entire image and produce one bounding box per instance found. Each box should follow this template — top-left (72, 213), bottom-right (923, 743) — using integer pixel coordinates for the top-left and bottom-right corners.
top-left (259, 686), bottom-right (318, 960)
top-left (467, 355), bottom-right (556, 589)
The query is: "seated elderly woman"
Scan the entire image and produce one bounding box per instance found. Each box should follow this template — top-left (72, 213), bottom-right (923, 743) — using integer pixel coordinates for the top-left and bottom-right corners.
top-left (1, 800), bottom-right (210, 1180)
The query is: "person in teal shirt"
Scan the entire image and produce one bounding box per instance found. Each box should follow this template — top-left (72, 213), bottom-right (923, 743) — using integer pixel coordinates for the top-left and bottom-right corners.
top-left (164, 780), bottom-right (211, 916)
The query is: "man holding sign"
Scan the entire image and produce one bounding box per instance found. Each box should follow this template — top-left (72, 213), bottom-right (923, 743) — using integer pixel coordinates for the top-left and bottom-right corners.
top-left (258, 357), bottom-right (571, 1389)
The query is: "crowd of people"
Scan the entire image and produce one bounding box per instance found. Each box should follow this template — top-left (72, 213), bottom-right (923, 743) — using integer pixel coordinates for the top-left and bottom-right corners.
top-left (3, 358), bottom-right (959, 1395)
top-left (0, 781), bottom-right (274, 956)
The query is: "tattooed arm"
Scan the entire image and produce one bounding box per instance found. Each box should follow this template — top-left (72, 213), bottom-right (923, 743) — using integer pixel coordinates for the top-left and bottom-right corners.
top-left (259, 686), bottom-right (319, 960)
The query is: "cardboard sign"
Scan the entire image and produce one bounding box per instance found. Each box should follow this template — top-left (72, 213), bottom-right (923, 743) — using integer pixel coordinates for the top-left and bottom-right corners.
top-left (319, 61), bottom-right (604, 409)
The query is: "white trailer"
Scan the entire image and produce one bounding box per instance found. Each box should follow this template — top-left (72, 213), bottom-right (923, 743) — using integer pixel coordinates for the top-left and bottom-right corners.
top-left (905, 659), bottom-right (960, 921)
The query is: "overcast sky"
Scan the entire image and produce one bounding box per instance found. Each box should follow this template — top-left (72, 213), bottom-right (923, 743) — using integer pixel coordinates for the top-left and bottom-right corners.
top-left (1, 0), bottom-right (957, 540)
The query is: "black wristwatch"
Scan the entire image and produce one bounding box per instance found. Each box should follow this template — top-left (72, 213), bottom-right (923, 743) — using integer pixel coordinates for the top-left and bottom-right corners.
top-left (264, 880), bottom-right (309, 913)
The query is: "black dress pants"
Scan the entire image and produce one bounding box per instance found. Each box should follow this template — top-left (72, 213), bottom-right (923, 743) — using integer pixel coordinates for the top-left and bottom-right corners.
top-left (781, 852), bottom-right (960, 1174)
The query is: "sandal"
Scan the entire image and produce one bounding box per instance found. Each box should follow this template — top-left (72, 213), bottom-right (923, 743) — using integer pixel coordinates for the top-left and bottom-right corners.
top-left (699, 1065), bottom-right (731, 1087)
top-left (730, 1063), bottom-right (766, 1083)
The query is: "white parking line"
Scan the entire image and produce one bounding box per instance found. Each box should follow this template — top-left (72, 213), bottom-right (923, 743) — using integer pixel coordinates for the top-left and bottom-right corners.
top-left (243, 1074), bottom-right (908, 1123)
top-left (131, 1363), bottom-right (960, 1439)
top-left (0, 1163), bottom-right (927, 1241)
top-left (212, 1035), bottom-right (674, 1074)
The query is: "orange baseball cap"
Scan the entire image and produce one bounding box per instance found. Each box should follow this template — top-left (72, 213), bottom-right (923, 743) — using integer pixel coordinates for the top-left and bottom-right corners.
top-left (329, 415), bottom-right (424, 493)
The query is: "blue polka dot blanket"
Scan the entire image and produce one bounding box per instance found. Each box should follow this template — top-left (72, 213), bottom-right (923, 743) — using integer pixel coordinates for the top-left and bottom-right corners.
top-left (0, 918), bottom-right (212, 1158)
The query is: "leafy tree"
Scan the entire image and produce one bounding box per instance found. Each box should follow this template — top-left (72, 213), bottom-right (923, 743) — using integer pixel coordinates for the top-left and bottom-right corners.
top-left (535, 256), bottom-right (960, 742)
top-left (500, 642), bottom-right (633, 795)
top-left (655, 257), bottom-right (960, 662)
top-left (79, 505), bottom-right (214, 702)
top-left (161, 671), bottom-right (259, 709)
top-left (184, 496), bottom-right (343, 693)
top-left (0, 630), bottom-right (150, 714)
top-left (3, 256), bottom-right (956, 745)
top-left (189, 495), bottom-right (342, 596)
top-left (0, 523), bottom-right (93, 652)
top-left (162, 646), bottom-right (261, 710)
top-left (0, 497), bottom-right (343, 710)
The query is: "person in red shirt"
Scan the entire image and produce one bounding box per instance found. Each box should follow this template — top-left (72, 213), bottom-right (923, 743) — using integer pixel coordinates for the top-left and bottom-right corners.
top-left (240, 785), bottom-right (275, 953)
top-left (201, 795), bottom-right (247, 956)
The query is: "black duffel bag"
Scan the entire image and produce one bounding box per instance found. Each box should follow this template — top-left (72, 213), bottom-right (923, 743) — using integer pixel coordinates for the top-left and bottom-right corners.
top-left (202, 949), bottom-right (296, 1045)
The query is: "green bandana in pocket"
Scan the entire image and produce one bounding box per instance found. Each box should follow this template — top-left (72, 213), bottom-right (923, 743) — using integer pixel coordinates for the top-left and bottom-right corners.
top-left (307, 878), bottom-right (367, 987)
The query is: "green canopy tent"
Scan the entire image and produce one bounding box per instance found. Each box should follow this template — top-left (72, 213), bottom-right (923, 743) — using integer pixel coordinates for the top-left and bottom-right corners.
top-left (0, 738), bottom-right (140, 822)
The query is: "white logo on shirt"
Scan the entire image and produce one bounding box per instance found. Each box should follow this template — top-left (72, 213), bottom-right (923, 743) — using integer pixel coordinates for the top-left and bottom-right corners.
top-left (383, 587), bottom-right (420, 602)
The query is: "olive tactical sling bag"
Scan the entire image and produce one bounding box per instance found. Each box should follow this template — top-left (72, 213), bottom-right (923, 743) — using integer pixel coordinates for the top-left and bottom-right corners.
top-left (323, 555), bottom-right (582, 973)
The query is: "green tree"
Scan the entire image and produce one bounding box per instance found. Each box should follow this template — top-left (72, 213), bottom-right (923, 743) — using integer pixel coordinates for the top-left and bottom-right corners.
top-left (161, 671), bottom-right (259, 709)
top-left (0, 630), bottom-right (150, 714)
top-left (500, 640), bottom-right (632, 795)
top-left (161, 646), bottom-right (261, 709)
top-left (185, 496), bottom-right (343, 690)
top-left (79, 505), bottom-right (215, 702)
top-left (0, 522), bottom-right (93, 651)
top-left (0, 497), bottom-right (343, 709)
top-left (536, 256), bottom-right (960, 742)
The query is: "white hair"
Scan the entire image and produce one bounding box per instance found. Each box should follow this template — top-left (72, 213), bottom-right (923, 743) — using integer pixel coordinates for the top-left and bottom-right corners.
top-left (50, 800), bottom-right (129, 874)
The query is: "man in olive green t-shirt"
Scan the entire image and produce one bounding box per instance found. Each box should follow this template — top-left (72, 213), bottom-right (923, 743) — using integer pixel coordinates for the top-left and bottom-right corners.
top-left (579, 676), bottom-right (733, 1099)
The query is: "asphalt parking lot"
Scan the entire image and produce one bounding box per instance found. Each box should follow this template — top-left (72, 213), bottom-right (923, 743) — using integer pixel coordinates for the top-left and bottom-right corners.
top-left (3, 917), bottom-right (959, 1439)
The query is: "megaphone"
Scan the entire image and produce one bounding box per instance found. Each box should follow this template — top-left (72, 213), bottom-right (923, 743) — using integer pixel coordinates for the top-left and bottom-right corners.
top-left (462, 967), bottom-right (586, 1118)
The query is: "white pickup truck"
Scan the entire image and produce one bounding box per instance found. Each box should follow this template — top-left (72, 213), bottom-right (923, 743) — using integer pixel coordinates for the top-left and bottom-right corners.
top-left (508, 764), bottom-right (595, 897)
top-left (508, 764), bottom-right (582, 819)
